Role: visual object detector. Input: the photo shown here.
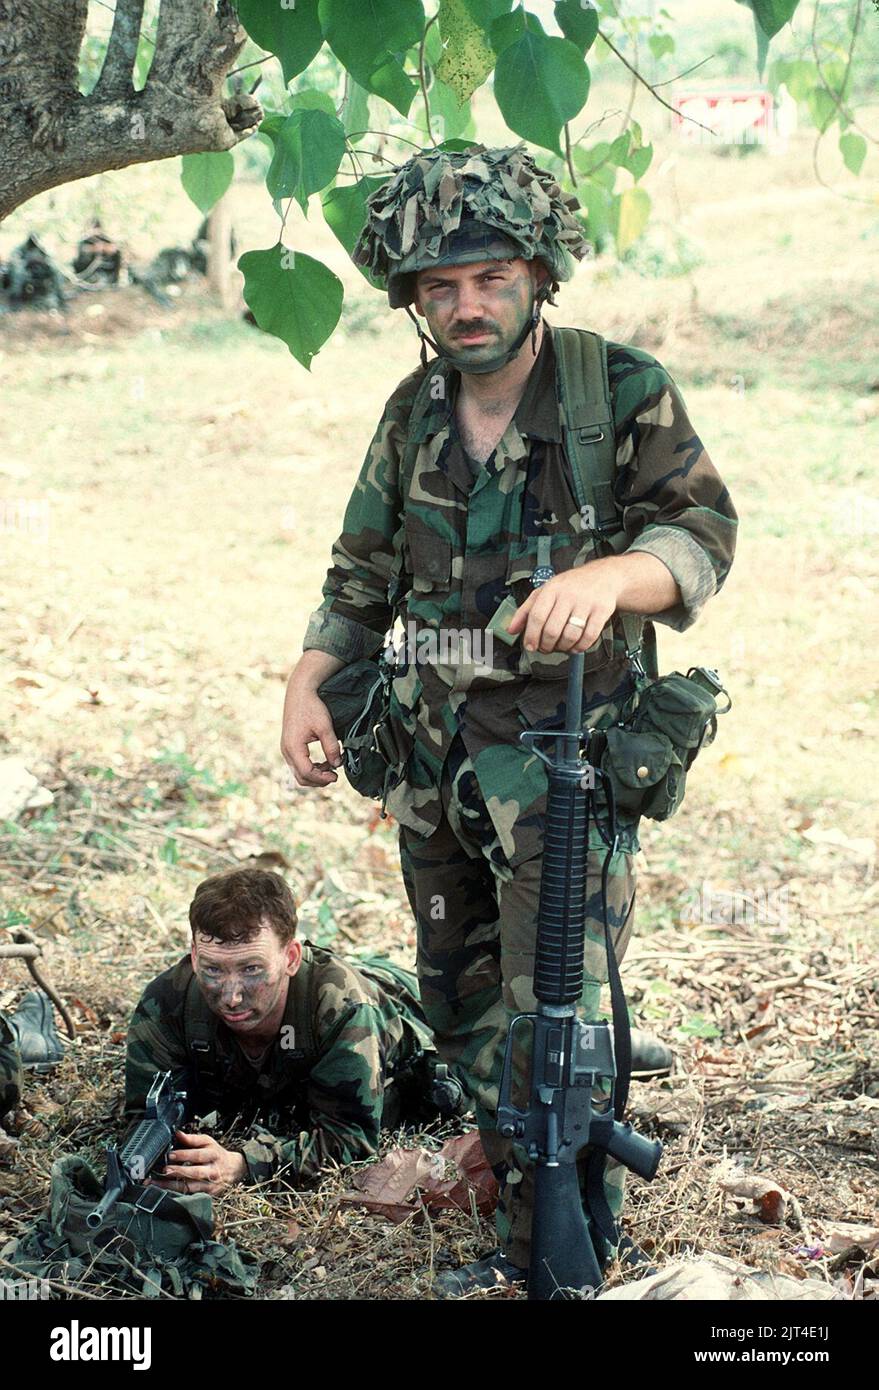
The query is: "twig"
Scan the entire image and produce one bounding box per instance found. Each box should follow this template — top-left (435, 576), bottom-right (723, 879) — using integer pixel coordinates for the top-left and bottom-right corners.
top-left (652, 55), bottom-right (716, 90)
top-left (598, 29), bottom-right (717, 136)
top-left (228, 55), bottom-right (275, 79)
top-left (0, 1253), bottom-right (104, 1300)
top-left (14, 931), bottom-right (77, 1039)
top-left (563, 123), bottom-right (577, 186)
top-left (0, 944), bottom-right (40, 960)
top-left (418, 14), bottom-right (440, 148)
top-left (811, 0), bottom-right (875, 146)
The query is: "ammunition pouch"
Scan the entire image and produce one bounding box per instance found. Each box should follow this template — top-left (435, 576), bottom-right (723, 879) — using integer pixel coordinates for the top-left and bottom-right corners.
top-left (317, 656), bottom-right (403, 802)
top-left (593, 667), bottom-right (731, 823)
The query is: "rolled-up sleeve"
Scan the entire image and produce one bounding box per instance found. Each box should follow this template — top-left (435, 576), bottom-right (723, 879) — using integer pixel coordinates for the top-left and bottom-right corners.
top-left (610, 347), bottom-right (738, 631)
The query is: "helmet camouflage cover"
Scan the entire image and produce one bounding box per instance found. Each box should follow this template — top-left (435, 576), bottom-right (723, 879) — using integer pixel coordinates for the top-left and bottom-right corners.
top-left (353, 143), bottom-right (590, 308)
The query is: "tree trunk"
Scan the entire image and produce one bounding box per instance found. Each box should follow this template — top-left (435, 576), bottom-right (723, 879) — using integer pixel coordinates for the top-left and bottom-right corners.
top-left (0, 0), bottom-right (262, 224)
top-left (207, 191), bottom-right (235, 308)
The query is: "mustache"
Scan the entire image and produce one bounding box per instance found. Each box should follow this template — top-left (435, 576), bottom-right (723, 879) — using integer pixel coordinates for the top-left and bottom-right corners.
top-left (450, 319), bottom-right (498, 338)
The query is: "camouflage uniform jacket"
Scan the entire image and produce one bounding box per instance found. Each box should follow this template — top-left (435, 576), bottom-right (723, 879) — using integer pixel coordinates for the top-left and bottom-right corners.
top-left (125, 944), bottom-right (432, 1185)
top-left (304, 325), bottom-right (738, 866)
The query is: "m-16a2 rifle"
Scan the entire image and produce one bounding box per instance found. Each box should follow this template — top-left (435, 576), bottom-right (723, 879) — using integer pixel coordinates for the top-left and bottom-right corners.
top-left (497, 649), bottom-right (663, 1300)
top-left (87, 1070), bottom-right (187, 1230)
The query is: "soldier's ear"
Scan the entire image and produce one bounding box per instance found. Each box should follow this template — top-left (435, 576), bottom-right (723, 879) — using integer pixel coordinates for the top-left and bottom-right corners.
top-left (285, 940), bottom-right (303, 976)
top-left (531, 260), bottom-right (549, 293)
top-left (412, 274), bottom-right (426, 317)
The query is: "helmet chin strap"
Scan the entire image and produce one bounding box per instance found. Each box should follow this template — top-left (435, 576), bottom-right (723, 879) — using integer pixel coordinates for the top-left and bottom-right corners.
top-left (405, 288), bottom-right (547, 375)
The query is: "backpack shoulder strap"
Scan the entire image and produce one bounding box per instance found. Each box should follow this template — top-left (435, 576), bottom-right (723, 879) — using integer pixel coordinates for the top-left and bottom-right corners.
top-left (183, 972), bottom-right (222, 1093)
top-left (286, 943), bottom-right (319, 1066)
top-left (553, 325), bottom-right (618, 541)
top-left (388, 362), bottom-right (448, 609)
top-left (553, 326), bottom-right (648, 667)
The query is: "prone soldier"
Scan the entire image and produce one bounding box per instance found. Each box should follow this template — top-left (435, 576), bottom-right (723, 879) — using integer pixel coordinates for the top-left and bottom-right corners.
top-left (125, 866), bottom-right (460, 1195)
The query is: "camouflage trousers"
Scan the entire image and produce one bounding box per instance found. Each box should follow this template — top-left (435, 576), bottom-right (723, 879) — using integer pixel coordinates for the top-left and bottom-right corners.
top-left (0, 1013), bottom-right (22, 1118)
top-left (398, 732), bottom-right (637, 1270)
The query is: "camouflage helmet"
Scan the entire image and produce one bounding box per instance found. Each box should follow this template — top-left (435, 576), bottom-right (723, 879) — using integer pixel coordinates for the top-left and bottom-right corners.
top-left (353, 143), bottom-right (589, 309)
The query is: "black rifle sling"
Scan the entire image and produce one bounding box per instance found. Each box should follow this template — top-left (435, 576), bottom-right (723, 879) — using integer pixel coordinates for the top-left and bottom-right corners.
top-left (553, 327), bottom-right (634, 1116)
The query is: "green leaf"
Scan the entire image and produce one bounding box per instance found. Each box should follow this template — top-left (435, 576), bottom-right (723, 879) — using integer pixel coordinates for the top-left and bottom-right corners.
top-left (770, 57), bottom-right (819, 101)
top-left (554, 1), bottom-right (598, 55)
top-left (573, 140), bottom-right (617, 189)
top-left (677, 1014), bottom-right (721, 1040)
top-left (648, 33), bottom-right (675, 60)
top-left (322, 175), bottom-right (389, 274)
top-left (490, 6), bottom-right (526, 53)
top-left (435, 137), bottom-right (478, 152)
top-left (429, 78), bottom-right (474, 140)
top-left (318, 0), bottom-right (424, 115)
top-left (437, 0), bottom-right (496, 102)
top-left (609, 131), bottom-right (632, 165)
top-left (265, 108), bottom-right (347, 212)
top-left (240, 246), bottom-right (344, 369)
top-left (753, 10), bottom-right (770, 78)
top-left (613, 185), bottom-right (650, 256)
top-left (368, 56), bottom-right (417, 115)
top-left (423, 18), bottom-right (444, 67)
top-left (289, 87), bottom-right (337, 116)
top-left (839, 131), bottom-right (866, 175)
top-left (461, 0), bottom-right (513, 27)
top-left (750, 0), bottom-right (800, 40)
top-left (807, 86), bottom-right (837, 134)
top-left (340, 79), bottom-right (370, 137)
top-left (577, 183), bottom-right (612, 248)
top-left (180, 151), bottom-right (234, 215)
top-left (493, 23), bottom-right (590, 155)
top-left (236, 0), bottom-right (323, 84)
top-left (627, 140), bottom-right (653, 181)
top-left (161, 836), bottom-right (179, 865)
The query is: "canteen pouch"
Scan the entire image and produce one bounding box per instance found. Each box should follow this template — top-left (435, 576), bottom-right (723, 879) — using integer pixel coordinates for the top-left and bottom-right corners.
top-left (317, 657), bottom-right (399, 800)
top-left (597, 667), bottom-right (730, 822)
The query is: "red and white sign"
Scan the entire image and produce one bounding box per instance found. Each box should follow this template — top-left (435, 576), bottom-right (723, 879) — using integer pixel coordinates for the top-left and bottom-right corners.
top-left (673, 88), bottom-right (782, 147)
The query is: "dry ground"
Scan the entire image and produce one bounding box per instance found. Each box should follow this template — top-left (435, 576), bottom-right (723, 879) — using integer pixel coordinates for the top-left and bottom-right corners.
top-left (0, 98), bottom-right (877, 1299)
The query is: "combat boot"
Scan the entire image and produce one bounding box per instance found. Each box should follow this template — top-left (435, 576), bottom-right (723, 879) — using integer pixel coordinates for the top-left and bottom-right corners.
top-left (7, 991), bottom-right (64, 1071)
top-left (432, 1249), bottom-right (527, 1298)
top-left (628, 1027), bottom-right (673, 1079)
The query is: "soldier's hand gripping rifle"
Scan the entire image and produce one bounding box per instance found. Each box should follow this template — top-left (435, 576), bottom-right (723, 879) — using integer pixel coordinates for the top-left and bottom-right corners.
top-left (497, 649), bottom-right (663, 1300)
top-left (87, 1070), bottom-right (187, 1230)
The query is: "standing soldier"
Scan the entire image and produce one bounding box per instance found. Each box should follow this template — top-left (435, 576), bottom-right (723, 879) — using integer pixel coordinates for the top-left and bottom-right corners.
top-left (281, 145), bottom-right (737, 1294)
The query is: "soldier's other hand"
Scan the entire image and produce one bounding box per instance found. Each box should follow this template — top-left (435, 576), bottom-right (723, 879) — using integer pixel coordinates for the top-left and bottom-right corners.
top-left (280, 692), bottom-right (343, 788)
top-left (507, 562), bottom-right (622, 655)
top-left (147, 1131), bottom-right (247, 1197)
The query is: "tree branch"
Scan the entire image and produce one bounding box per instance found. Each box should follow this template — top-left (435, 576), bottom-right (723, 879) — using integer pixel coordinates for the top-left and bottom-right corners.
top-left (418, 14), bottom-right (440, 148)
top-left (810, 0), bottom-right (876, 148)
top-left (0, 0), bottom-right (261, 223)
top-left (92, 0), bottom-right (147, 100)
top-left (598, 28), bottom-right (717, 137)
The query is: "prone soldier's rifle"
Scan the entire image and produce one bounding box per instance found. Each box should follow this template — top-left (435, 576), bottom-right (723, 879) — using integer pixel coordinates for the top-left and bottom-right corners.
top-left (497, 649), bottom-right (663, 1300)
top-left (87, 1070), bottom-right (187, 1230)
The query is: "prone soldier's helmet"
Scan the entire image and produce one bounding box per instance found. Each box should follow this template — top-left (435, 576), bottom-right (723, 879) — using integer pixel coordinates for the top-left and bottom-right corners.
top-left (353, 144), bottom-right (590, 372)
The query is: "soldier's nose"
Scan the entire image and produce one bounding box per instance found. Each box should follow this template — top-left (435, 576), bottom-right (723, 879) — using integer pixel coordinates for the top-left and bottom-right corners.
top-left (454, 285), bottom-right (484, 319)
